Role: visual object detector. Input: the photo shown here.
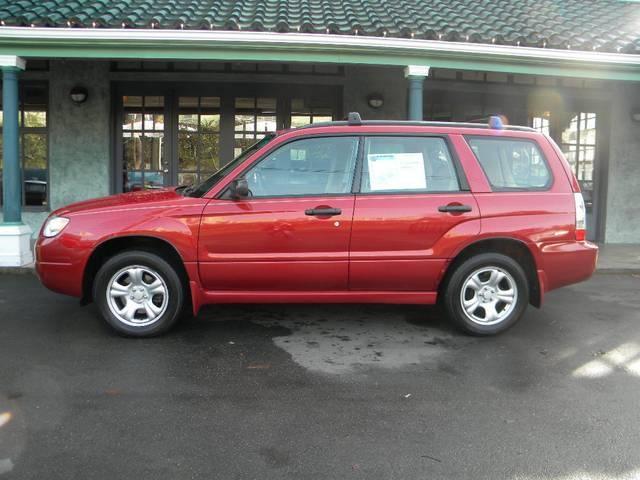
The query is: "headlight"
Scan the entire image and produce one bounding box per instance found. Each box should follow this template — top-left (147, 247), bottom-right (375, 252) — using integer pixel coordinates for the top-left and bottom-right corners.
top-left (42, 216), bottom-right (70, 238)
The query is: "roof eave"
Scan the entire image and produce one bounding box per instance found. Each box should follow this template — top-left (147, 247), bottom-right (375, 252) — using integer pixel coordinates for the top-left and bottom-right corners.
top-left (1, 27), bottom-right (639, 81)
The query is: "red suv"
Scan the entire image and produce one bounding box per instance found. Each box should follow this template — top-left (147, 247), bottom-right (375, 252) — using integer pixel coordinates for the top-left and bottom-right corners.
top-left (36, 114), bottom-right (598, 337)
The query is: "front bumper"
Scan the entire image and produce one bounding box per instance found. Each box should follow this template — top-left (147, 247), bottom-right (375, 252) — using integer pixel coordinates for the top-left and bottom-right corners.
top-left (35, 235), bottom-right (87, 298)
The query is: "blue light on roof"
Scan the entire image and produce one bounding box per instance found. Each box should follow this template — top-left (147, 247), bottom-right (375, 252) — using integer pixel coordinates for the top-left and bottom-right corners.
top-left (489, 115), bottom-right (504, 130)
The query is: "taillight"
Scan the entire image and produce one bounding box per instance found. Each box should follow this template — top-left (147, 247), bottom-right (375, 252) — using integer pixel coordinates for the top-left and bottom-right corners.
top-left (574, 192), bottom-right (587, 241)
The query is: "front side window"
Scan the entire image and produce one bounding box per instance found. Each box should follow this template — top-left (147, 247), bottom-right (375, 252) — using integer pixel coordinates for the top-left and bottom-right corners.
top-left (361, 136), bottom-right (459, 193)
top-left (243, 136), bottom-right (359, 197)
top-left (467, 137), bottom-right (551, 190)
top-left (0, 82), bottom-right (49, 208)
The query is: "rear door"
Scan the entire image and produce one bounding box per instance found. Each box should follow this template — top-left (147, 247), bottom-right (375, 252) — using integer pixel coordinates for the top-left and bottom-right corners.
top-left (198, 135), bottom-right (359, 291)
top-left (349, 135), bottom-right (479, 292)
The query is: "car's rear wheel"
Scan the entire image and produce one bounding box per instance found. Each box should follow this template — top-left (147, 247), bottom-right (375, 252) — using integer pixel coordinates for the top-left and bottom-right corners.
top-left (93, 250), bottom-right (184, 337)
top-left (443, 253), bottom-right (529, 335)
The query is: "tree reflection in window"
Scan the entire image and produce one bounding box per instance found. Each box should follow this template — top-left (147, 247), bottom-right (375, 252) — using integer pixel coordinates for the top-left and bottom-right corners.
top-left (177, 96), bottom-right (220, 186)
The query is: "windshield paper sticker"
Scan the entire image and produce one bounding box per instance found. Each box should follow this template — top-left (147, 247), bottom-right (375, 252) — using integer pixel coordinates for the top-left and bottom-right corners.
top-left (367, 153), bottom-right (426, 191)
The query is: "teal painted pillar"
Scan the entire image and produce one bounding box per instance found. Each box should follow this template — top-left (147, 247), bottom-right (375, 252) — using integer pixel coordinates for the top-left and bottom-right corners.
top-left (407, 76), bottom-right (425, 121)
top-left (2, 66), bottom-right (22, 224)
top-left (404, 65), bottom-right (430, 121)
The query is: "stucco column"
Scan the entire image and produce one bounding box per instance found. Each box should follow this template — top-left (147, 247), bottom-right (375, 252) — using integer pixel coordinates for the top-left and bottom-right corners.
top-left (404, 65), bottom-right (430, 121)
top-left (0, 56), bottom-right (32, 267)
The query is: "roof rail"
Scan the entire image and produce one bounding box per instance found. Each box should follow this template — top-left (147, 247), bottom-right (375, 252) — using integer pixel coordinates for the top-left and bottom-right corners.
top-left (297, 113), bottom-right (536, 132)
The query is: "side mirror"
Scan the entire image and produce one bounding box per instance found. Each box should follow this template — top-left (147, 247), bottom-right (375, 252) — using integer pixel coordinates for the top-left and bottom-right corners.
top-left (230, 177), bottom-right (249, 199)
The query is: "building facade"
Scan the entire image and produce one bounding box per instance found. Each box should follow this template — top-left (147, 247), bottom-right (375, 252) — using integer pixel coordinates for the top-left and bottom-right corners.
top-left (0, 1), bottom-right (639, 266)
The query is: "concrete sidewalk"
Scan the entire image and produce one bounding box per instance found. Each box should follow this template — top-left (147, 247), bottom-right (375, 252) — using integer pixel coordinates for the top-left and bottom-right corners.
top-left (2, 242), bottom-right (640, 274)
top-left (595, 243), bottom-right (640, 273)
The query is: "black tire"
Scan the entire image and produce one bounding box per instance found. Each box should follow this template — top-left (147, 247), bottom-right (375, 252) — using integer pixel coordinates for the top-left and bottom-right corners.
top-left (443, 253), bottom-right (529, 336)
top-left (93, 250), bottom-right (184, 337)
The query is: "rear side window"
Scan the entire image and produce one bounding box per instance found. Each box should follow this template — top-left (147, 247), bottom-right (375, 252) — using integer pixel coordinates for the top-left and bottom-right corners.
top-left (361, 136), bottom-right (460, 193)
top-left (466, 137), bottom-right (551, 190)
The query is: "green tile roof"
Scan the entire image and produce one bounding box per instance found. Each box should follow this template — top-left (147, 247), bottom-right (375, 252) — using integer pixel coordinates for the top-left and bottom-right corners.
top-left (1, 0), bottom-right (639, 54)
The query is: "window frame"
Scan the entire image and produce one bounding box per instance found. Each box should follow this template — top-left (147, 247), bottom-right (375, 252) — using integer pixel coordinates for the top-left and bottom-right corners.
top-left (218, 133), bottom-right (361, 200)
top-left (0, 81), bottom-right (50, 211)
top-left (353, 134), bottom-right (469, 196)
top-left (464, 135), bottom-right (554, 192)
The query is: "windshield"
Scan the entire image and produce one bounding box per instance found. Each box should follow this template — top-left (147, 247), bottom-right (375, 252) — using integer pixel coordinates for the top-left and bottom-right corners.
top-left (186, 134), bottom-right (275, 197)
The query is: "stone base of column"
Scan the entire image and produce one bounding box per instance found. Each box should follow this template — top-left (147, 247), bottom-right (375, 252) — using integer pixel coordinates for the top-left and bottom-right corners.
top-left (0, 224), bottom-right (34, 267)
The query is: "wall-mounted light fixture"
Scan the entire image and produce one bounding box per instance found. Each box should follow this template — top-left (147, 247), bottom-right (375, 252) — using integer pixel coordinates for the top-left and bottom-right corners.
top-left (631, 108), bottom-right (640, 123)
top-left (69, 86), bottom-right (88, 105)
top-left (367, 93), bottom-right (384, 109)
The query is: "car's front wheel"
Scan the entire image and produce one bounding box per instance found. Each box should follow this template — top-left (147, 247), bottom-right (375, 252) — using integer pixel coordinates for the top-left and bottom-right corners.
top-left (443, 253), bottom-right (529, 335)
top-left (93, 250), bottom-right (184, 337)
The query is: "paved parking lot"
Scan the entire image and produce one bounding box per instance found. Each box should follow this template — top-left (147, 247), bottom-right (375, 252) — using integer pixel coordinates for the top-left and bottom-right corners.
top-left (1, 273), bottom-right (640, 480)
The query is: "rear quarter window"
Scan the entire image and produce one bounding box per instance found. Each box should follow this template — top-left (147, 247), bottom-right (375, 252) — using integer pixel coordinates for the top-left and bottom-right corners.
top-left (466, 137), bottom-right (552, 190)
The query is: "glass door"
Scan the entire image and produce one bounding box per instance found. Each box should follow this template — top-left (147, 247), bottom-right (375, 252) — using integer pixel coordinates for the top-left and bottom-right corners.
top-left (177, 96), bottom-right (221, 186)
top-left (121, 95), bottom-right (168, 192)
top-left (114, 84), bottom-right (342, 192)
top-left (560, 112), bottom-right (598, 240)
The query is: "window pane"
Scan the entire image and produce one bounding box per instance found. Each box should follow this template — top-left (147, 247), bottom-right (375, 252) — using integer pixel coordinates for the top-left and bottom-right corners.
top-left (144, 96), bottom-right (164, 108)
top-left (291, 115), bottom-right (311, 128)
top-left (124, 171), bottom-right (143, 192)
top-left (201, 97), bottom-right (220, 109)
top-left (256, 115), bottom-right (276, 133)
top-left (123, 132), bottom-right (142, 169)
top-left (178, 133), bottom-right (198, 170)
top-left (201, 114), bottom-right (220, 132)
top-left (244, 136), bottom-right (359, 197)
top-left (467, 137), bottom-right (551, 189)
top-left (178, 172), bottom-right (198, 186)
top-left (23, 133), bottom-right (48, 206)
top-left (235, 114), bottom-right (255, 131)
top-left (200, 134), bottom-right (220, 171)
top-left (144, 172), bottom-right (165, 189)
top-left (123, 96), bottom-right (143, 107)
top-left (23, 133), bottom-right (47, 169)
top-left (257, 97), bottom-right (277, 110)
top-left (141, 134), bottom-right (164, 170)
top-left (24, 111), bottom-right (46, 128)
top-left (234, 137), bottom-right (254, 158)
top-left (312, 116), bottom-right (333, 124)
top-left (179, 97), bottom-right (198, 108)
top-left (23, 85), bottom-right (47, 122)
top-left (179, 114), bottom-right (198, 131)
top-left (123, 113), bottom-right (139, 131)
top-left (235, 97), bottom-right (255, 109)
top-left (361, 137), bottom-right (459, 193)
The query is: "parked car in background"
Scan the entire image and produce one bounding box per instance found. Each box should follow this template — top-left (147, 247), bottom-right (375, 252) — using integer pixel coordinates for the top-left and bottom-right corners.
top-left (0, 168), bottom-right (48, 206)
top-left (35, 114), bottom-right (598, 337)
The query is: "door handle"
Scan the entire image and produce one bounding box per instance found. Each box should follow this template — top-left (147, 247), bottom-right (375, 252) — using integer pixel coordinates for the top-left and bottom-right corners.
top-left (438, 204), bottom-right (472, 213)
top-left (305, 207), bottom-right (342, 216)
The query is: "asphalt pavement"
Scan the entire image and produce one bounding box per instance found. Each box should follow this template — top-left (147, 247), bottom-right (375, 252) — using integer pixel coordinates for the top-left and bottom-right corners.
top-left (1, 273), bottom-right (639, 480)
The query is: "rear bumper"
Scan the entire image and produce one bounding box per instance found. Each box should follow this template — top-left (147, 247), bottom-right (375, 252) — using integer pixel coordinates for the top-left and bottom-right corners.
top-left (539, 240), bottom-right (598, 293)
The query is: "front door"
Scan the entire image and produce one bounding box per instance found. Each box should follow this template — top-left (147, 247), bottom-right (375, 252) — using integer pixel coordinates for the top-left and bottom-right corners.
top-left (350, 135), bottom-right (479, 291)
top-left (198, 135), bottom-right (360, 291)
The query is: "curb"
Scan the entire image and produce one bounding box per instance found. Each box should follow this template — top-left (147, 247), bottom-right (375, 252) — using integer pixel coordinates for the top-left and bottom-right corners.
top-left (0, 264), bottom-right (35, 275)
top-left (595, 268), bottom-right (640, 275)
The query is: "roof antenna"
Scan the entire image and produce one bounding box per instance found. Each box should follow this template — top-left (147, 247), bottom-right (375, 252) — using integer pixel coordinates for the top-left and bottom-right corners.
top-left (347, 112), bottom-right (362, 125)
